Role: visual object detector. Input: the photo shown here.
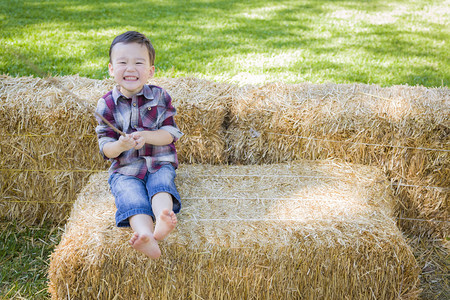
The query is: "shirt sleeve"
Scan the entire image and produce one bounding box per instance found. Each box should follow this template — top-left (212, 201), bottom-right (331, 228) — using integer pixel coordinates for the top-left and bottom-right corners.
top-left (95, 97), bottom-right (119, 158)
top-left (158, 89), bottom-right (184, 141)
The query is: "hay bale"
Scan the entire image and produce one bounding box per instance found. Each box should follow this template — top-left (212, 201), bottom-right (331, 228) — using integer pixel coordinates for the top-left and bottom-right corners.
top-left (48, 161), bottom-right (420, 299)
top-left (0, 75), bottom-right (110, 224)
top-left (226, 83), bottom-right (449, 237)
top-left (0, 76), bottom-right (230, 224)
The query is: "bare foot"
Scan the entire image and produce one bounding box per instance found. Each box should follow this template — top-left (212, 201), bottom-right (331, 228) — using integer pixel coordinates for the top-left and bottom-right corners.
top-left (153, 209), bottom-right (177, 241)
top-left (129, 232), bottom-right (161, 259)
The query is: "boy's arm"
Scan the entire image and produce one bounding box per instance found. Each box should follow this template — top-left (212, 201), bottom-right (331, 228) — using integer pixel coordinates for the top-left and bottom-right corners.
top-left (139, 129), bottom-right (174, 145)
top-left (131, 129), bottom-right (173, 150)
top-left (95, 97), bottom-right (135, 158)
top-left (154, 89), bottom-right (183, 142)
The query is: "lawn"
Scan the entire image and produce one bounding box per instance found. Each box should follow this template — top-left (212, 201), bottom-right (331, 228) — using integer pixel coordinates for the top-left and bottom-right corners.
top-left (0, 222), bottom-right (61, 299)
top-left (1, 0), bottom-right (449, 87)
top-left (0, 0), bottom-right (449, 299)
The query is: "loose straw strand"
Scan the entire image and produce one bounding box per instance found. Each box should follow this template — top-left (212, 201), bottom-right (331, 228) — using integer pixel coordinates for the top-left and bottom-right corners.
top-left (266, 132), bottom-right (450, 152)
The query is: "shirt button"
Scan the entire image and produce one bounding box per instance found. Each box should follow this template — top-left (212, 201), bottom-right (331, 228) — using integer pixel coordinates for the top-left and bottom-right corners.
top-left (148, 107), bottom-right (152, 110)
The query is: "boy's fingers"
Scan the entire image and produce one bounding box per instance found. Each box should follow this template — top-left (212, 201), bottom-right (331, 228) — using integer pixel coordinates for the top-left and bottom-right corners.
top-left (125, 135), bottom-right (136, 142)
top-left (131, 133), bottom-right (141, 140)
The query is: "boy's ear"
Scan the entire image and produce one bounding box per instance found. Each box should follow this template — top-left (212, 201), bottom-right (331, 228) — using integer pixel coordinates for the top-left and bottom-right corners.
top-left (108, 63), bottom-right (114, 77)
top-left (149, 66), bottom-right (155, 78)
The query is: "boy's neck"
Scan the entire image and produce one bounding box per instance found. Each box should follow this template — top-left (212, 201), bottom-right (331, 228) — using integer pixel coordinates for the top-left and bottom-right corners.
top-left (119, 86), bottom-right (143, 99)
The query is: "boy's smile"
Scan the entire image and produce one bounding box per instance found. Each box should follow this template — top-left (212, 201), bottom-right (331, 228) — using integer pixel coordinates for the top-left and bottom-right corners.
top-left (109, 42), bottom-right (155, 98)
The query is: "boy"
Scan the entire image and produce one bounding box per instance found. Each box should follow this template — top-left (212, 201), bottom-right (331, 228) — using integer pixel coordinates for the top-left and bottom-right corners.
top-left (95, 31), bottom-right (183, 259)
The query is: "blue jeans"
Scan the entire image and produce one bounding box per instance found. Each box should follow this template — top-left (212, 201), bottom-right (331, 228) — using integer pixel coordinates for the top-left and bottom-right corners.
top-left (108, 164), bottom-right (181, 227)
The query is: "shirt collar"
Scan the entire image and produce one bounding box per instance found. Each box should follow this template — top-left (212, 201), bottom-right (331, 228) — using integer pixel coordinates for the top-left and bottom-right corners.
top-left (112, 85), bottom-right (154, 105)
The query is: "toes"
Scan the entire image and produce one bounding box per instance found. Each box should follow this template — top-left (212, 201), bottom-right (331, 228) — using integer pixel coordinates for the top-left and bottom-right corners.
top-left (170, 212), bottom-right (177, 223)
top-left (129, 233), bottom-right (139, 245)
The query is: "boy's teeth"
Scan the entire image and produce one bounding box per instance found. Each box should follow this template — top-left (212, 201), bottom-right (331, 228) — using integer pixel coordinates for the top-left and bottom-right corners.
top-left (125, 76), bottom-right (137, 80)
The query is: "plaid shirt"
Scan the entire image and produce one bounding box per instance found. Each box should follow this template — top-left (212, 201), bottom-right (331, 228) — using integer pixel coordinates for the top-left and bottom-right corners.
top-left (95, 85), bottom-right (183, 179)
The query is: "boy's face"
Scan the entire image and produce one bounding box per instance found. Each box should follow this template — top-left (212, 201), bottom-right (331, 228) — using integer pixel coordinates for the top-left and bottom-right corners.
top-left (108, 42), bottom-right (155, 98)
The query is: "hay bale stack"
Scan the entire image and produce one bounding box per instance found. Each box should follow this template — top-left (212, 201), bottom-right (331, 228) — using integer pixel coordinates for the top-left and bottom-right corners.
top-left (49, 161), bottom-right (420, 299)
top-left (226, 83), bottom-right (449, 237)
top-left (0, 76), bottom-right (231, 224)
top-left (152, 77), bottom-right (234, 164)
top-left (0, 75), bottom-right (111, 224)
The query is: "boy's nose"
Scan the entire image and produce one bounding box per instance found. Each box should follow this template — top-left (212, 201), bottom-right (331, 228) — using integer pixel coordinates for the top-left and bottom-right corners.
top-left (125, 63), bottom-right (136, 71)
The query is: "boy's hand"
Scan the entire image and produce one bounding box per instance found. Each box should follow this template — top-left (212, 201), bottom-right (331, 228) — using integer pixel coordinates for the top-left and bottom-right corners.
top-left (118, 134), bottom-right (137, 151)
top-left (131, 131), bottom-right (146, 150)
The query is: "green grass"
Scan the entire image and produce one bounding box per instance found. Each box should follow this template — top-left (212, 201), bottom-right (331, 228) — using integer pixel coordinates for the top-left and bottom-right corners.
top-left (0, 222), bottom-right (62, 299)
top-left (1, 0), bottom-right (448, 87)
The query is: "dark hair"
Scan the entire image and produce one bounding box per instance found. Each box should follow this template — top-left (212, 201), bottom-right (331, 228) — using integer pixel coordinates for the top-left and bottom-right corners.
top-left (109, 31), bottom-right (155, 65)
